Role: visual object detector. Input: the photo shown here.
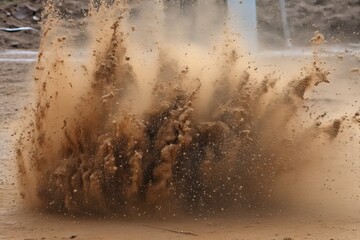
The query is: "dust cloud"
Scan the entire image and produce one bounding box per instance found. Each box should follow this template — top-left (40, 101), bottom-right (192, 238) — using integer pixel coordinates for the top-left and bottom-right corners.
top-left (15, 0), bottom-right (352, 217)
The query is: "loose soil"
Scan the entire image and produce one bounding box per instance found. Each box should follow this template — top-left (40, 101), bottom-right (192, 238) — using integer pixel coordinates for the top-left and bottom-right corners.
top-left (0, 1), bottom-right (360, 240)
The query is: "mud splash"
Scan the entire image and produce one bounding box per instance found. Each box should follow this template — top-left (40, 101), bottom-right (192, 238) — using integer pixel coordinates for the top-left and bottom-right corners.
top-left (16, 1), bottom-right (342, 216)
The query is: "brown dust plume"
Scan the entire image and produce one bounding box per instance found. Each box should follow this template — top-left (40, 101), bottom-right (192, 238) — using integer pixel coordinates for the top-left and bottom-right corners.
top-left (16, 0), bottom-right (345, 216)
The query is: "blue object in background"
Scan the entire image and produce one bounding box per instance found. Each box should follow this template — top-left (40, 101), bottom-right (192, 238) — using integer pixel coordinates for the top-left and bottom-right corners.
top-left (227, 0), bottom-right (258, 53)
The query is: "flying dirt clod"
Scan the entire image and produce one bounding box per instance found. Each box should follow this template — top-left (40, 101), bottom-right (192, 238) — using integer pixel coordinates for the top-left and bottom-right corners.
top-left (16, 0), bottom-right (342, 216)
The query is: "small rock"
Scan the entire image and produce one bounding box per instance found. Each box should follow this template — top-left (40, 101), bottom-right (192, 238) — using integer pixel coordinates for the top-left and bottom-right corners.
top-left (12, 5), bottom-right (34, 20)
top-left (10, 42), bottom-right (19, 48)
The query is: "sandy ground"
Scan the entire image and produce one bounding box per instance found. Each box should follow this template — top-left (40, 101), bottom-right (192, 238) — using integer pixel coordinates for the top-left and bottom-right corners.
top-left (0, 48), bottom-right (359, 239)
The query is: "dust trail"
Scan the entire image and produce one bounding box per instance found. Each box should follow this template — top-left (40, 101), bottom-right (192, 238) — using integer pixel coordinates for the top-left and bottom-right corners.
top-left (16, 0), bottom-right (346, 216)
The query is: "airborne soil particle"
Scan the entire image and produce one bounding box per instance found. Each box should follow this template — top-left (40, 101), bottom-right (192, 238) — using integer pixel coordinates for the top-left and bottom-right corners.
top-left (0, 1), bottom-right (360, 240)
top-left (14, 1), bottom-right (351, 217)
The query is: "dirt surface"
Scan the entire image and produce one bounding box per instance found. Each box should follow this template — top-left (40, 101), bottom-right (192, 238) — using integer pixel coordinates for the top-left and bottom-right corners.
top-left (0, 0), bottom-right (88, 49)
top-left (0, 0), bottom-right (41, 49)
top-left (0, 59), bottom-right (33, 183)
top-left (257, 0), bottom-right (360, 48)
top-left (1, 0), bottom-right (359, 49)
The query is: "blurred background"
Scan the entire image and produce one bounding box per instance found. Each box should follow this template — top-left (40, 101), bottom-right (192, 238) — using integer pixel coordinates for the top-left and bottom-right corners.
top-left (0, 0), bottom-right (359, 49)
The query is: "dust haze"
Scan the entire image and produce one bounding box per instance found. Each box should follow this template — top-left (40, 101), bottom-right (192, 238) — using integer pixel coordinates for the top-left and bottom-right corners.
top-left (15, 0), bottom-right (359, 218)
